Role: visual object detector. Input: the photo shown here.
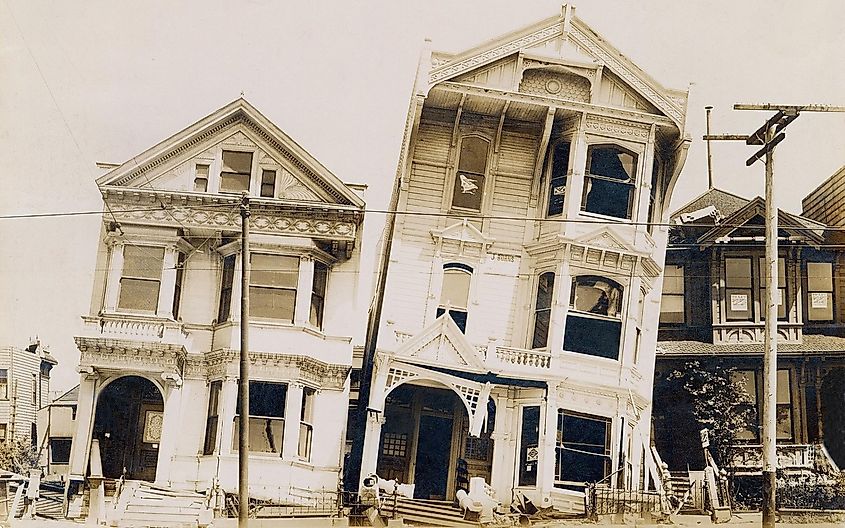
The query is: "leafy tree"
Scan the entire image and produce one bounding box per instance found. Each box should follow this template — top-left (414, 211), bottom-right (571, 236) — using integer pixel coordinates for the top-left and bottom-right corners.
top-left (666, 360), bottom-right (756, 469)
top-left (0, 437), bottom-right (40, 475)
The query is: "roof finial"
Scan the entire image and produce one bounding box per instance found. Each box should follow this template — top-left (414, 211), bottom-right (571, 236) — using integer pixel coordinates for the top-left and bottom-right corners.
top-left (240, 90), bottom-right (245, 98)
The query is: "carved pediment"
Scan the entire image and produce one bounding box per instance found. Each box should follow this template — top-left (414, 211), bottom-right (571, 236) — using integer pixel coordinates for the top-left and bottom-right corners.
top-left (431, 220), bottom-right (495, 258)
top-left (392, 314), bottom-right (486, 373)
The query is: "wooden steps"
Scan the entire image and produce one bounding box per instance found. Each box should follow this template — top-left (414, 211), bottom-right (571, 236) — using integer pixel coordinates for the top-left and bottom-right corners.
top-left (110, 480), bottom-right (210, 527)
top-left (380, 497), bottom-right (478, 527)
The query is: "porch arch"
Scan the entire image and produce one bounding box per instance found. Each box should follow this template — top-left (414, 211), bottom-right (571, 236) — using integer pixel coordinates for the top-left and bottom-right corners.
top-left (92, 375), bottom-right (165, 481)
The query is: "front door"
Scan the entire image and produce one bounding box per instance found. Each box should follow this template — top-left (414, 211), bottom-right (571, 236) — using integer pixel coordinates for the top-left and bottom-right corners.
top-left (414, 415), bottom-right (452, 499)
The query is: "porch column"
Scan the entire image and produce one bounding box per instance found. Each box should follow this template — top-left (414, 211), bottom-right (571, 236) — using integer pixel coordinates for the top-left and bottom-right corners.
top-left (219, 378), bottom-right (238, 455)
top-left (538, 389), bottom-right (559, 496)
top-left (359, 410), bottom-right (385, 485)
top-left (488, 392), bottom-right (514, 505)
top-left (548, 258), bottom-right (570, 361)
top-left (283, 382), bottom-right (304, 459)
top-left (294, 257), bottom-right (315, 326)
top-left (68, 373), bottom-right (99, 481)
top-left (154, 380), bottom-right (183, 485)
top-left (157, 247), bottom-right (178, 318)
top-left (103, 242), bottom-right (125, 312)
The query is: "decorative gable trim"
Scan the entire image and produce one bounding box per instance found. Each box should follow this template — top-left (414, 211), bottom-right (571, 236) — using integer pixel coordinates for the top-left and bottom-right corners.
top-left (391, 313), bottom-right (487, 373)
top-left (697, 197), bottom-right (825, 246)
top-left (431, 219), bottom-right (495, 258)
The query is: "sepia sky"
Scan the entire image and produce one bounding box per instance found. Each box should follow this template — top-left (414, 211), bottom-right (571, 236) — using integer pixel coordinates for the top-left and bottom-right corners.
top-left (1, 0), bottom-right (844, 391)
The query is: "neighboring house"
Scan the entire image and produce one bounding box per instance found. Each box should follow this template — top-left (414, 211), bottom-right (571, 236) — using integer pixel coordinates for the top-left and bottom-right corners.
top-left (653, 185), bottom-right (845, 480)
top-left (67, 99), bottom-right (366, 505)
top-left (350, 5), bottom-right (690, 512)
top-left (37, 385), bottom-right (78, 479)
top-left (0, 341), bottom-right (56, 448)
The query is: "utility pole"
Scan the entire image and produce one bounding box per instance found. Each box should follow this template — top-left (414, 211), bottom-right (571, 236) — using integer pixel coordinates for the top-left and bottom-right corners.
top-left (704, 103), bottom-right (845, 528)
top-left (238, 194), bottom-right (251, 526)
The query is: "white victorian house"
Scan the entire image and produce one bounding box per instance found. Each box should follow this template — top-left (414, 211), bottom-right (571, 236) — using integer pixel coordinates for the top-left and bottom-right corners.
top-left (351, 5), bottom-right (691, 514)
top-left (68, 99), bottom-right (365, 508)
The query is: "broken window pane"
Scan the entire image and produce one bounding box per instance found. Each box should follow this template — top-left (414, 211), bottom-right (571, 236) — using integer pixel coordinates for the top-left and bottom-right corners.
top-left (555, 410), bottom-right (611, 488)
top-left (452, 137), bottom-right (489, 211)
top-left (547, 142), bottom-right (570, 217)
top-left (570, 276), bottom-right (623, 317)
top-left (582, 145), bottom-right (637, 219)
top-left (531, 272), bottom-right (555, 349)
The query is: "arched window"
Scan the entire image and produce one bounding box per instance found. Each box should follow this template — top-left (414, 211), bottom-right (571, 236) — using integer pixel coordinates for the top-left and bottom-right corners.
top-left (564, 276), bottom-right (624, 360)
top-left (531, 272), bottom-right (555, 349)
top-left (451, 136), bottom-right (489, 212)
top-left (436, 263), bottom-right (472, 332)
top-left (581, 144), bottom-right (638, 220)
top-left (547, 142), bottom-right (570, 217)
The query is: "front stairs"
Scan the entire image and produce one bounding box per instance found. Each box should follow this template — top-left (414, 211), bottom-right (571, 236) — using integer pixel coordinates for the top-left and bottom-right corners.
top-left (380, 497), bottom-right (478, 527)
top-left (107, 480), bottom-right (211, 527)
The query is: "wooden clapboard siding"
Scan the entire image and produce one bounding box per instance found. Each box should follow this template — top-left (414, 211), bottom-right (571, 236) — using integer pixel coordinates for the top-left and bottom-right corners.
top-left (470, 264), bottom-right (520, 344)
top-left (490, 174), bottom-right (531, 252)
top-left (381, 255), bottom-right (437, 332)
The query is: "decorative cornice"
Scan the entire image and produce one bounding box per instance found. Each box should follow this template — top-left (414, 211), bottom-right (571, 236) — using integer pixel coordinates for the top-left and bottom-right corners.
top-left (103, 190), bottom-right (359, 242)
top-left (585, 115), bottom-right (650, 141)
top-left (75, 336), bottom-right (186, 374)
top-left (430, 22), bottom-right (562, 85)
top-left (205, 349), bottom-right (349, 390)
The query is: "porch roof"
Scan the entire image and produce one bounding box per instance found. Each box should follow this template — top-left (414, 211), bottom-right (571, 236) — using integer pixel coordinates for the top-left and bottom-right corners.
top-left (423, 364), bottom-right (548, 389)
top-left (657, 334), bottom-right (845, 357)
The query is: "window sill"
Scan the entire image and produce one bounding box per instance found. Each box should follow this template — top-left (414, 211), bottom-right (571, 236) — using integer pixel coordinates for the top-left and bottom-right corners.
top-left (579, 210), bottom-right (633, 224)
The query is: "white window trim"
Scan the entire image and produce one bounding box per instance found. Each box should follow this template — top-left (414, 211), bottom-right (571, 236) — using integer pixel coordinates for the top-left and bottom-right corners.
top-left (579, 138), bottom-right (645, 223)
top-left (217, 147), bottom-right (258, 195)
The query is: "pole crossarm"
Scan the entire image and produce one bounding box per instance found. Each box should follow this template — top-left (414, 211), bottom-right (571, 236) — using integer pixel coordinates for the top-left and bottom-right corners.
top-left (747, 132), bottom-right (786, 166)
top-left (734, 103), bottom-right (845, 112)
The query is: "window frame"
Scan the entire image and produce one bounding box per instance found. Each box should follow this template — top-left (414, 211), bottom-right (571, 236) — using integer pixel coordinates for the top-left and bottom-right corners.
top-left (202, 380), bottom-right (222, 456)
top-left (0, 369), bottom-right (8, 400)
top-left (731, 368), bottom-right (794, 442)
top-left (260, 169), bottom-right (277, 198)
top-left (117, 244), bottom-right (165, 314)
top-left (50, 438), bottom-right (73, 464)
top-left (310, 261), bottom-right (329, 329)
top-left (530, 271), bottom-right (556, 349)
top-left (554, 409), bottom-right (612, 489)
top-left (807, 261), bottom-right (835, 322)
top-left (564, 275), bottom-right (625, 361)
top-left (232, 380), bottom-right (287, 456)
top-left (436, 262), bottom-right (474, 333)
top-left (581, 143), bottom-right (639, 221)
top-left (660, 264), bottom-right (685, 324)
top-left (722, 254), bottom-right (790, 323)
top-left (449, 134), bottom-right (491, 214)
top-left (298, 387), bottom-right (316, 461)
top-left (546, 140), bottom-right (571, 217)
top-left (193, 163), bottom-right (210, 193)
top-left (248, 253), bottom-right (300, 323)
top-left (219, 149), bottom-right (255, 194)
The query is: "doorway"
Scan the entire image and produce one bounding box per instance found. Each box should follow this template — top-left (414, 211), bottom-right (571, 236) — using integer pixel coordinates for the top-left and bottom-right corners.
top-left (92, 376), bottom-right (164, 481)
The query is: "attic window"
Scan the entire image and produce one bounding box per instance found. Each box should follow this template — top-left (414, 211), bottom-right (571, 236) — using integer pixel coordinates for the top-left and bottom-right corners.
top-left (220, 151), bottom-right (253, 193)
top-left (194, 164), bottom-right (209, 192)
top-left (582, 145), bottom-right (637, 220)
top-left (260, 170), bottom-right (276, 198)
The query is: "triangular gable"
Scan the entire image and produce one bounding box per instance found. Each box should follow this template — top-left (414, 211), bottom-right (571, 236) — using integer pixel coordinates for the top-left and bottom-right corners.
top-left (431, 219), bottom-right (495, 257)
top-left (393, 314), bottom-right (487, 373)
top-left (97, 98), bottom-right (364, 208)
top-left (698, 197), bottom-right (825, 245)
top-left (575, 225), bottom-right (643, 256)
top-left (426, 7), bottom-right (686, 128)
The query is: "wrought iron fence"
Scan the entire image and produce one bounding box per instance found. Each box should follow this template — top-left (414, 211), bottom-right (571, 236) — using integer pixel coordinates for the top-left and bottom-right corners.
top-left (586, 485), bottom-right (664, 518)
top-left (224, 488), bottom-right (364, 519)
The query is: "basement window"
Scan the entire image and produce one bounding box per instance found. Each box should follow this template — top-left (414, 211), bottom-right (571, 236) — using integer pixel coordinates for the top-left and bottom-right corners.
top-left (50, 438), bottom-right (72, 464)
top-left (233, 381), bottom-right (287, 454)
top-left (555, 410), bottom-right (611, 489)
top-left (581, 145), bottom-right (637, 220)
top-left (563, 276), bottom-right (623, 360)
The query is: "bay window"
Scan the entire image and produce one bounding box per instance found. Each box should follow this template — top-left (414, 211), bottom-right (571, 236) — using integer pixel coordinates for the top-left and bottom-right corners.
top-left (759, 257), bottom-right (786, 320)
top-left (117, 245), bottom-right (164, 313)
top-left (249, 254), bottom-right (299, 321)
top-left (564, 276), bottom-right (624, 360)
top-left (581, 145), bottom-right (637, 220)
top-left (232, 381), bottom-right (286, 454)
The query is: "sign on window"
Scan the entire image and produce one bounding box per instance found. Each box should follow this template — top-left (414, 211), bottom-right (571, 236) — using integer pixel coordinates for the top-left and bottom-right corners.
top-left (730, 294), bottom-right (748, 312)
top-left (811, 292), bottom-right (829, 309)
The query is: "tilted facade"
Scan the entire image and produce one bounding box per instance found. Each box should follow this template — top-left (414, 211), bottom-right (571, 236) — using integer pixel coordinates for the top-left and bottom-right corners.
top-left (67, 99), bottom-right (365, 505)
top-left (353, 6), bottom-right (690, 512)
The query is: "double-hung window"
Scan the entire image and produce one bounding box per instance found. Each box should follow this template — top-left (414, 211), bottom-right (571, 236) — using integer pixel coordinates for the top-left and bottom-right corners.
top-left (260, 169), bottom-right (276, 198)
top-left (759, 257), bottom-right (787, 320)
top-left (555, 410), bottom-right (611, 489)
top-left (298, 387), bottom-right (315, 460)
top-left (220, 150), bottom-right (253, 193)
top-left (660, 264), bottom-right (685, 323)
top-left (203, 380), bottom-right (222, 455)
top-left (547, 142), bottom-right (570, 217)
top-left (436, 263), bottom-right (472, 332)
top-left (731, 369), bottom-right (793, 441)
top-left (581, 145), bottom-right (638, 220)
top-left (564, 276), bottom-right (624, 360)
top-left (531, 272), bottom-right (555, 349)
top-left (310, 262), bottom-right (328, 328)
top-left (118, 245), bottom-right (164, 313)
top-left (725, 257), bottom-right (753, 321)
top-left (451, 137), bottom-right (489, 212)
top-left (0, 370), bottom-right (7, 399)
top-left (232, 381), bottom-right (286, 454)
top-left (194, 164), bottom-right (209, 192)
top-left (807, 262), bottom-right (834, 321)
top-left (249, 254), bottom-right (299, 322)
